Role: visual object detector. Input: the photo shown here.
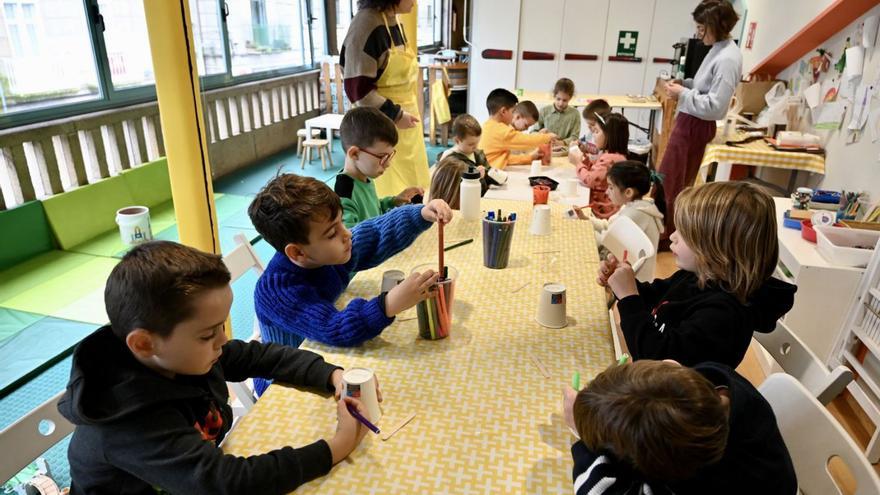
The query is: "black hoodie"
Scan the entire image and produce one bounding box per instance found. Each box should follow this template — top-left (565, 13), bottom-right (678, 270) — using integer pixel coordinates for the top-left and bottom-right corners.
top-left (616, 270), bottom-right (796, 368)
top-left (571, 362), bottom-right (797, 495)
top-left (58, 326), bottom-right (341, 495)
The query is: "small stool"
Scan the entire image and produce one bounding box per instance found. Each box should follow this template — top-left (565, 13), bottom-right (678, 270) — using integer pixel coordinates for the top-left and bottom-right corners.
top-left (301, 139), bottom-right (333, 171)
top-left (296, 128), bottom-right (321, 155)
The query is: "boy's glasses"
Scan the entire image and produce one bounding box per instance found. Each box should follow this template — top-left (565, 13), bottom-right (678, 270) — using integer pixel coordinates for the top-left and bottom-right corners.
top-left (359, 148), bottom-right (397, 166)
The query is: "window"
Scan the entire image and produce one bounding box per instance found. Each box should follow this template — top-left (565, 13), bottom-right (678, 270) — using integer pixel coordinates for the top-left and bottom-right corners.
top-left (417, 0), bottom-right (443, 48)
top-left (335, 0), bottom-right (355, 54)
top-left (0, 0), bottom-right (101, 115)
top-left (227, 0), bottom-right (312, 75)
top-left (98, 0), bottom-right (155, 89)
top-left (190, 0), bottom-right (227, 76)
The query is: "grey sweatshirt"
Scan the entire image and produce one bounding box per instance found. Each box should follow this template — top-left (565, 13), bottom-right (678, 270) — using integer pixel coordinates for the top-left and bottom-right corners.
top-left (678, 39), bottom-right (743, 121)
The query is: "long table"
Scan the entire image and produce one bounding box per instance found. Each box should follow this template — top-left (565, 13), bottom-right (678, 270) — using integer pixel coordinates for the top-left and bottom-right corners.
top-left (484, 156), bottom-right (591, 207)
top-left (222, 199), bottom-right (613, 494)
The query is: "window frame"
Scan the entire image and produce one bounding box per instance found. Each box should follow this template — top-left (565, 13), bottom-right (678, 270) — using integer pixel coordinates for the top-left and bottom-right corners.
top-left (0, 0), bottom-right (329, 130)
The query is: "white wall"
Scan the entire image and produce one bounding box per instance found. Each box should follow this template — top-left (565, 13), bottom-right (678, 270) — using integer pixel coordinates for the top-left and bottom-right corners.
top-left (754, 3), bottom-right (880, 203)
top-left (739, 0), bottom-right (833, 74)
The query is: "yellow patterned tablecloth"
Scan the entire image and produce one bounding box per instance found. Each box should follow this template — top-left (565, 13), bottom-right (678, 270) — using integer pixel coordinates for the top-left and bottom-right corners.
top-left (222, 199), bottom-right (613, 494)
top-left (700, 131), bottom-right (826, 175)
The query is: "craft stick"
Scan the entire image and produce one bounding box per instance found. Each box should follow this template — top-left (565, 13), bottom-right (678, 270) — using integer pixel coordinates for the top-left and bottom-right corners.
top-left (529, 353), bottom-right (551, 379)
top-left (511, 282), bottom-right (530, 293)
top-left (533, 250), bottom-right (561, 255)
top-left (381, 412), bottom-right (417, 441)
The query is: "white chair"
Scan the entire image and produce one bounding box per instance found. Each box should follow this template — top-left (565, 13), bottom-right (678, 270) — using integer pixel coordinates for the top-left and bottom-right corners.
top-left (759, 373), bottom-right (880, 495)
top-left (600, 215), bottom-right (656, 283)
top-left (0, 391), bottom-right (74, 483)
top-left (222, 233), bottom-right (267, 414)
top-left (753, 320), bottom-right (853, 405)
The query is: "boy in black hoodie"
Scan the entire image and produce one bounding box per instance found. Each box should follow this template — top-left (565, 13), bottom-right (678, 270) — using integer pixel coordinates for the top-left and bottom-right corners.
top-left (562, 360), bottom-right (797, 494)
top-left (599, 181), bottom-right (796, 368)
top-left (58, 241), bottom-right (376, 495)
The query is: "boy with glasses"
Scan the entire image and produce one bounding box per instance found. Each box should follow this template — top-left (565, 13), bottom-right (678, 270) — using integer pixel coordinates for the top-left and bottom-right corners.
top-left (335, 107), bottom-right (425, 228)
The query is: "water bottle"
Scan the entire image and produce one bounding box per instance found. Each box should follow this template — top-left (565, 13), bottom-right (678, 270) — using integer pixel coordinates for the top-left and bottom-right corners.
top-left (459, 165), bottom-right (482, 221)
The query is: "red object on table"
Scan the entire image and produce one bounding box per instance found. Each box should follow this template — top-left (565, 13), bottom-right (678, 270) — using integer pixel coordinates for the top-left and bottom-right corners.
top-left (539, 143), bottom-right (551, 165)
top-left (533, 185), bottom-right (550, 205)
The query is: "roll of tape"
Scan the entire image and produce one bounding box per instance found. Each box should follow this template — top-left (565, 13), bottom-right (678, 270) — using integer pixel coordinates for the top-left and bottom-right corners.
top-left (812, 210), bottom-right (836, 227)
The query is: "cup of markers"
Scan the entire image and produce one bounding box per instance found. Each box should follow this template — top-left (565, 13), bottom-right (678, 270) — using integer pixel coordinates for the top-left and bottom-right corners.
top-left (482, 210), bottom-right (516, 269)
top-left (413, 264), bottom-right (457, 341)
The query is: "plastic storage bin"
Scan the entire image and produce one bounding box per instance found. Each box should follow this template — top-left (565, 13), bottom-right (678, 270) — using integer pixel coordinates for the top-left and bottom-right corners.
top-left (815, 225), bottom-right (880, 267)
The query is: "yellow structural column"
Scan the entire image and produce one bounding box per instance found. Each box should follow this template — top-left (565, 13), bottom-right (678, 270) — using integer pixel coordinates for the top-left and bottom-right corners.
top-left (142, 0), bottom-right (220, 256)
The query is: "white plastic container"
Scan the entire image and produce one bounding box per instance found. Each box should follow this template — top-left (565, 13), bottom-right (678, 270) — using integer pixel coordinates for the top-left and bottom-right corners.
top-left (459, 165), bottom-right (482, 221)
top-left (116, 206), bottom-right (153, 247)
top-left (815, 225), bottom-right (880, 268)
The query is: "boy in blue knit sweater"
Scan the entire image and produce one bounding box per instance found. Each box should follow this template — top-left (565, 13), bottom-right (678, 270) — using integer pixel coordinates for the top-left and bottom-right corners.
top-left (249, 174), bottom-right (451, 392)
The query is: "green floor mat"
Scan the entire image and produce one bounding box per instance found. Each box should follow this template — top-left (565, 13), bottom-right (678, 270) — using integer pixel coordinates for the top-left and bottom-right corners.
top-left (0, 251), bottom-right (96, 304)
top-left (0, 257), bottom-right (118, 322)
top-left (153, 224), bottom-right (260, 255)
top-left (0, 317), bottom-right (97, 394)
top-left (0, 309), bottom-right (43, 343)
top-left (213, 144), bottom-right (343, 196)
top-left (214, 193), bottom-right (253, 221)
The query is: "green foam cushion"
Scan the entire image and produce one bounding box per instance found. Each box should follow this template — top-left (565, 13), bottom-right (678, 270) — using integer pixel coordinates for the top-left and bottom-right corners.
top-left (0, 201), bottom-right (54, 271)
top-left (42, 175), bottom-right (135, 250)
top-left (121, 158), bottom-right (171, 207)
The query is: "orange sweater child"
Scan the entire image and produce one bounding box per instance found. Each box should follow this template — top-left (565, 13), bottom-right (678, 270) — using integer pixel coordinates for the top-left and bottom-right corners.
top-left (578, 151), bottom-right (626, 219)
top-left (480, 119), bottom-right (553, 170)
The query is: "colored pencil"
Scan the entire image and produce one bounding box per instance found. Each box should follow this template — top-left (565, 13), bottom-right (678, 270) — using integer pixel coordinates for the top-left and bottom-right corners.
top-left (426, 297), bottom-right (437, 340)
top-left (438, 222), bottom-right (445, 280)
top-left (444, 238), bottom-right (473, 252)
top-left (572, 372), bottom-right (581, 390)
top-left (346, 403), bottom-right (381, 434)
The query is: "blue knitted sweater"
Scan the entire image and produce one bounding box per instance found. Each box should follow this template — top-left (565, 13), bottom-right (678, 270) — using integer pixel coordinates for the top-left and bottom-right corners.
top-left (254, 205), bottom-right (432, 350)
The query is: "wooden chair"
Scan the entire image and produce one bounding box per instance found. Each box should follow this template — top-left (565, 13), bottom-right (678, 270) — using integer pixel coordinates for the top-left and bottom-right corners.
top-left (222, 233), bottom-right (266, 415)
top-left (296, 128), bottom-right (321, 155)
top-left (759, 373), bottom-right (880, 494)
top-left (753, 320), bottom-right (853, 405)
top-left (300, 139), bottom-right (333, 171)
top-left (0, 391), bottom-right (74, 483)
top-left (321, 58), bottom-right (351, 115)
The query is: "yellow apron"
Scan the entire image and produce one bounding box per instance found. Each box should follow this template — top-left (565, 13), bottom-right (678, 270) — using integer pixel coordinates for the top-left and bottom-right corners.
top-left (372, 14), bottom-right (430, 197)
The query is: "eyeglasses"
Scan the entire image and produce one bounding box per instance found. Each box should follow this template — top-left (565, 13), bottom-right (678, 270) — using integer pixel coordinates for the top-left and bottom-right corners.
top-left (359, 147), bottom-right (397, 166)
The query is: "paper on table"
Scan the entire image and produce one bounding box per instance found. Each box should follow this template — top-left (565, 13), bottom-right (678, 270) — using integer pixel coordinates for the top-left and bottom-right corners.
top-left (845, 46), bottom-right (865, 80)
top-left (864, 15), bottom-right (879, 49)
top-left (804, 83), bottom-right (822, 109)
top-left (813, 101), bottom-right (847, 130)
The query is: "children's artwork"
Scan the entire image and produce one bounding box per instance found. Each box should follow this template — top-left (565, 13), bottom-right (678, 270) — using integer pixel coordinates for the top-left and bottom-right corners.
top-left (845, 46), bottom-right (865, 81)
top-left (804, 83), bottom-right (822, 109)
top-left (809, 49), bottom-right (832, 83)
top-left (822, 77), bottom-right (840, 102)
top-left (813, 101), bottom-right (847, 130)
top-left (834, 39), bottom-right (850, 74)
top-left (839, 77), bottom-right (858, 101)
top-left (863, 15), bottom-right (879, 49)
top-left (848, 83), bottom-right (872, 131)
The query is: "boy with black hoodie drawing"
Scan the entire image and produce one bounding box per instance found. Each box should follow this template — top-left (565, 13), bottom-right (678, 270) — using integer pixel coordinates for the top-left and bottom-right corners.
top-left (58, 241), bottom-right (375, 494)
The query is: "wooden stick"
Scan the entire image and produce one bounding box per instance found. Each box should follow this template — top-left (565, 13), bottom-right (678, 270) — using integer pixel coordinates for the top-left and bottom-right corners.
top-left (438, 222), bottom-right (445, 279)
top-left (381, 412), bottom-right (417, 441)
top-left (529, 353), bottom-right (551, 379)
top-left (511, 282), bottom-right (530, 293)
top-left (533, 250), bottom-right (561, 255)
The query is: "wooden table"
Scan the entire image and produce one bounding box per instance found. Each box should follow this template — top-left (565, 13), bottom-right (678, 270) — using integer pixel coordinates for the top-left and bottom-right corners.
top-left (700, 130), bottom-right (826, 192)
top-left (222, 199), bottom-right (614, 494)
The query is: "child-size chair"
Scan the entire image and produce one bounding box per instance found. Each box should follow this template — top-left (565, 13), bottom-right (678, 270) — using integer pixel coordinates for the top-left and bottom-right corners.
top-left (0, 391), bottom-right (73, 483)
top-left (759, 373), bottom-right (880, 494)
top-left (753, 320), bottom-right (853, 405)
top-left (600, 215), bottom-right (656, 282)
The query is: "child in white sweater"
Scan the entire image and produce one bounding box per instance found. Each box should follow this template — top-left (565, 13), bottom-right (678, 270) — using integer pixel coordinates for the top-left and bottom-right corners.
top-left (592, 161), bottom-right (665, 281)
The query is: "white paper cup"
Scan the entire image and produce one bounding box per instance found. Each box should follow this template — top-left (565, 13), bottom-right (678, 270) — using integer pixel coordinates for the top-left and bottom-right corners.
top-left (536, 282), bottom-right (567, 328)
top-left (487, 166), bottom-right (508, 185)
top-left (343, 367), bottom-right (381, 423)
top-left (561, 178), bottom-right (578, 197)
top-left (530, 160), bottom-right (542, 176)
top-left (380, 269), bottom-right (405, 293)
top-left (115, 206), bottom-right (153, 247)
top-left (530, 205), bottom-right (551, 236)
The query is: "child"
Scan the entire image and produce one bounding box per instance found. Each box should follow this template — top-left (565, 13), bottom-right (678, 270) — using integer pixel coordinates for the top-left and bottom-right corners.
top-left (334, 107), bottom-right (423, 228)
top-left (58, 241), bottom-right (374, 494)
top-left (439, 113), bottom-right (505, 189)
top-left (577, 112), bottom-right (629, 219)
top-left (597, 181), bottom-right (797, 368)
top-left (249, 174), bottom-right (451, 390)
top-left (428, 155), bottom-right (489, 208)
top-left (479, 88), bottom-right (557, 169)
top-left (563, 360), bottom-right (797, 494)
top-left (569, 99), bottom-right (612, 164)
top-left (535, 78), bottom-right (580, 144)
top-left (512, 100), bottom-right (540, 131)
top-left (591, 161), bottom-right (666, 282)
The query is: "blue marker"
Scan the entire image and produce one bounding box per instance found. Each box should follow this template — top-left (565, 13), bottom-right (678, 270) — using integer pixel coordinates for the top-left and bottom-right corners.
top-left (509, 213), bottom-right (517, 222)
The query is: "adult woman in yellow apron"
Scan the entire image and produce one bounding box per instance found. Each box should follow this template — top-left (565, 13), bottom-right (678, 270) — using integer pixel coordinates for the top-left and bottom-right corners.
top-left (340, 0), bottom-right (430, 198)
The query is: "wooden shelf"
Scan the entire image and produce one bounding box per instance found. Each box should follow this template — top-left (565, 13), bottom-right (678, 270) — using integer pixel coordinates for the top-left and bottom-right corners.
top-left (750, 0), bottom-right (879, 77)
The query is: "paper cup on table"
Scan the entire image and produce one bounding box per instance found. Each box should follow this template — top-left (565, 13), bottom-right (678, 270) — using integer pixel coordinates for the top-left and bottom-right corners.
top-left (487, 166), bottom-right (508, 185)
top-left (560, 178), bottom-right (578, 197)
top-left (536, 282), bottom-right (567, 328)
top-left (530, 160), bottom-right (542, 177)
top-left (482, 217), bottom-right (516, 269)
top-left (115, 206), bottom-right (153, 247)
top-left (343, 367), bottom-right (381, 423)
top-left (380, 269), bottom-right (405, 293)
top-left (530, 205), bottom-right (551, 236)
top-left (413, 264), bottom-right (458, 340)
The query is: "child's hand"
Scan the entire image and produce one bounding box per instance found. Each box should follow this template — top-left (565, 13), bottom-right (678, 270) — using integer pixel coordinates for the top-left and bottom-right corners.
top-left (563, 386), bottom-right (578, 432)
top-left (385, 270), bottom-right (439, 317)
top-left (328, 397), bottom-right (368, 464)
top-left (608, 261), bottom-right (639, 299)
top-left (421, 199), bottom-right (453, 224)
top-left (395, 186), bottom-right (424, 206)
top-left (596, 254), bottom-right (620, 287)
top-left (477, 165), bottom-right (486, 178)
top-left (531, 150), bottom-right (544, 161)
top-left (332, 369), bottom-right (383, 402)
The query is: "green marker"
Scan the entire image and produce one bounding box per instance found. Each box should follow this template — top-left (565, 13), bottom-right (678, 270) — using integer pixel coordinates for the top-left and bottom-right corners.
top-left (618, 354), bottom-right (630, 365)
top-left (572, 371), bottom-right (581, 390)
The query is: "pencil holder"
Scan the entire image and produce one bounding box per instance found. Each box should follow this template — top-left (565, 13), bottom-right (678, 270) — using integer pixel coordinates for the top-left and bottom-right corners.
top-left (413, 264), bottom-right (458, 341)
top-left (482, 217), bottom-right (516, 269)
